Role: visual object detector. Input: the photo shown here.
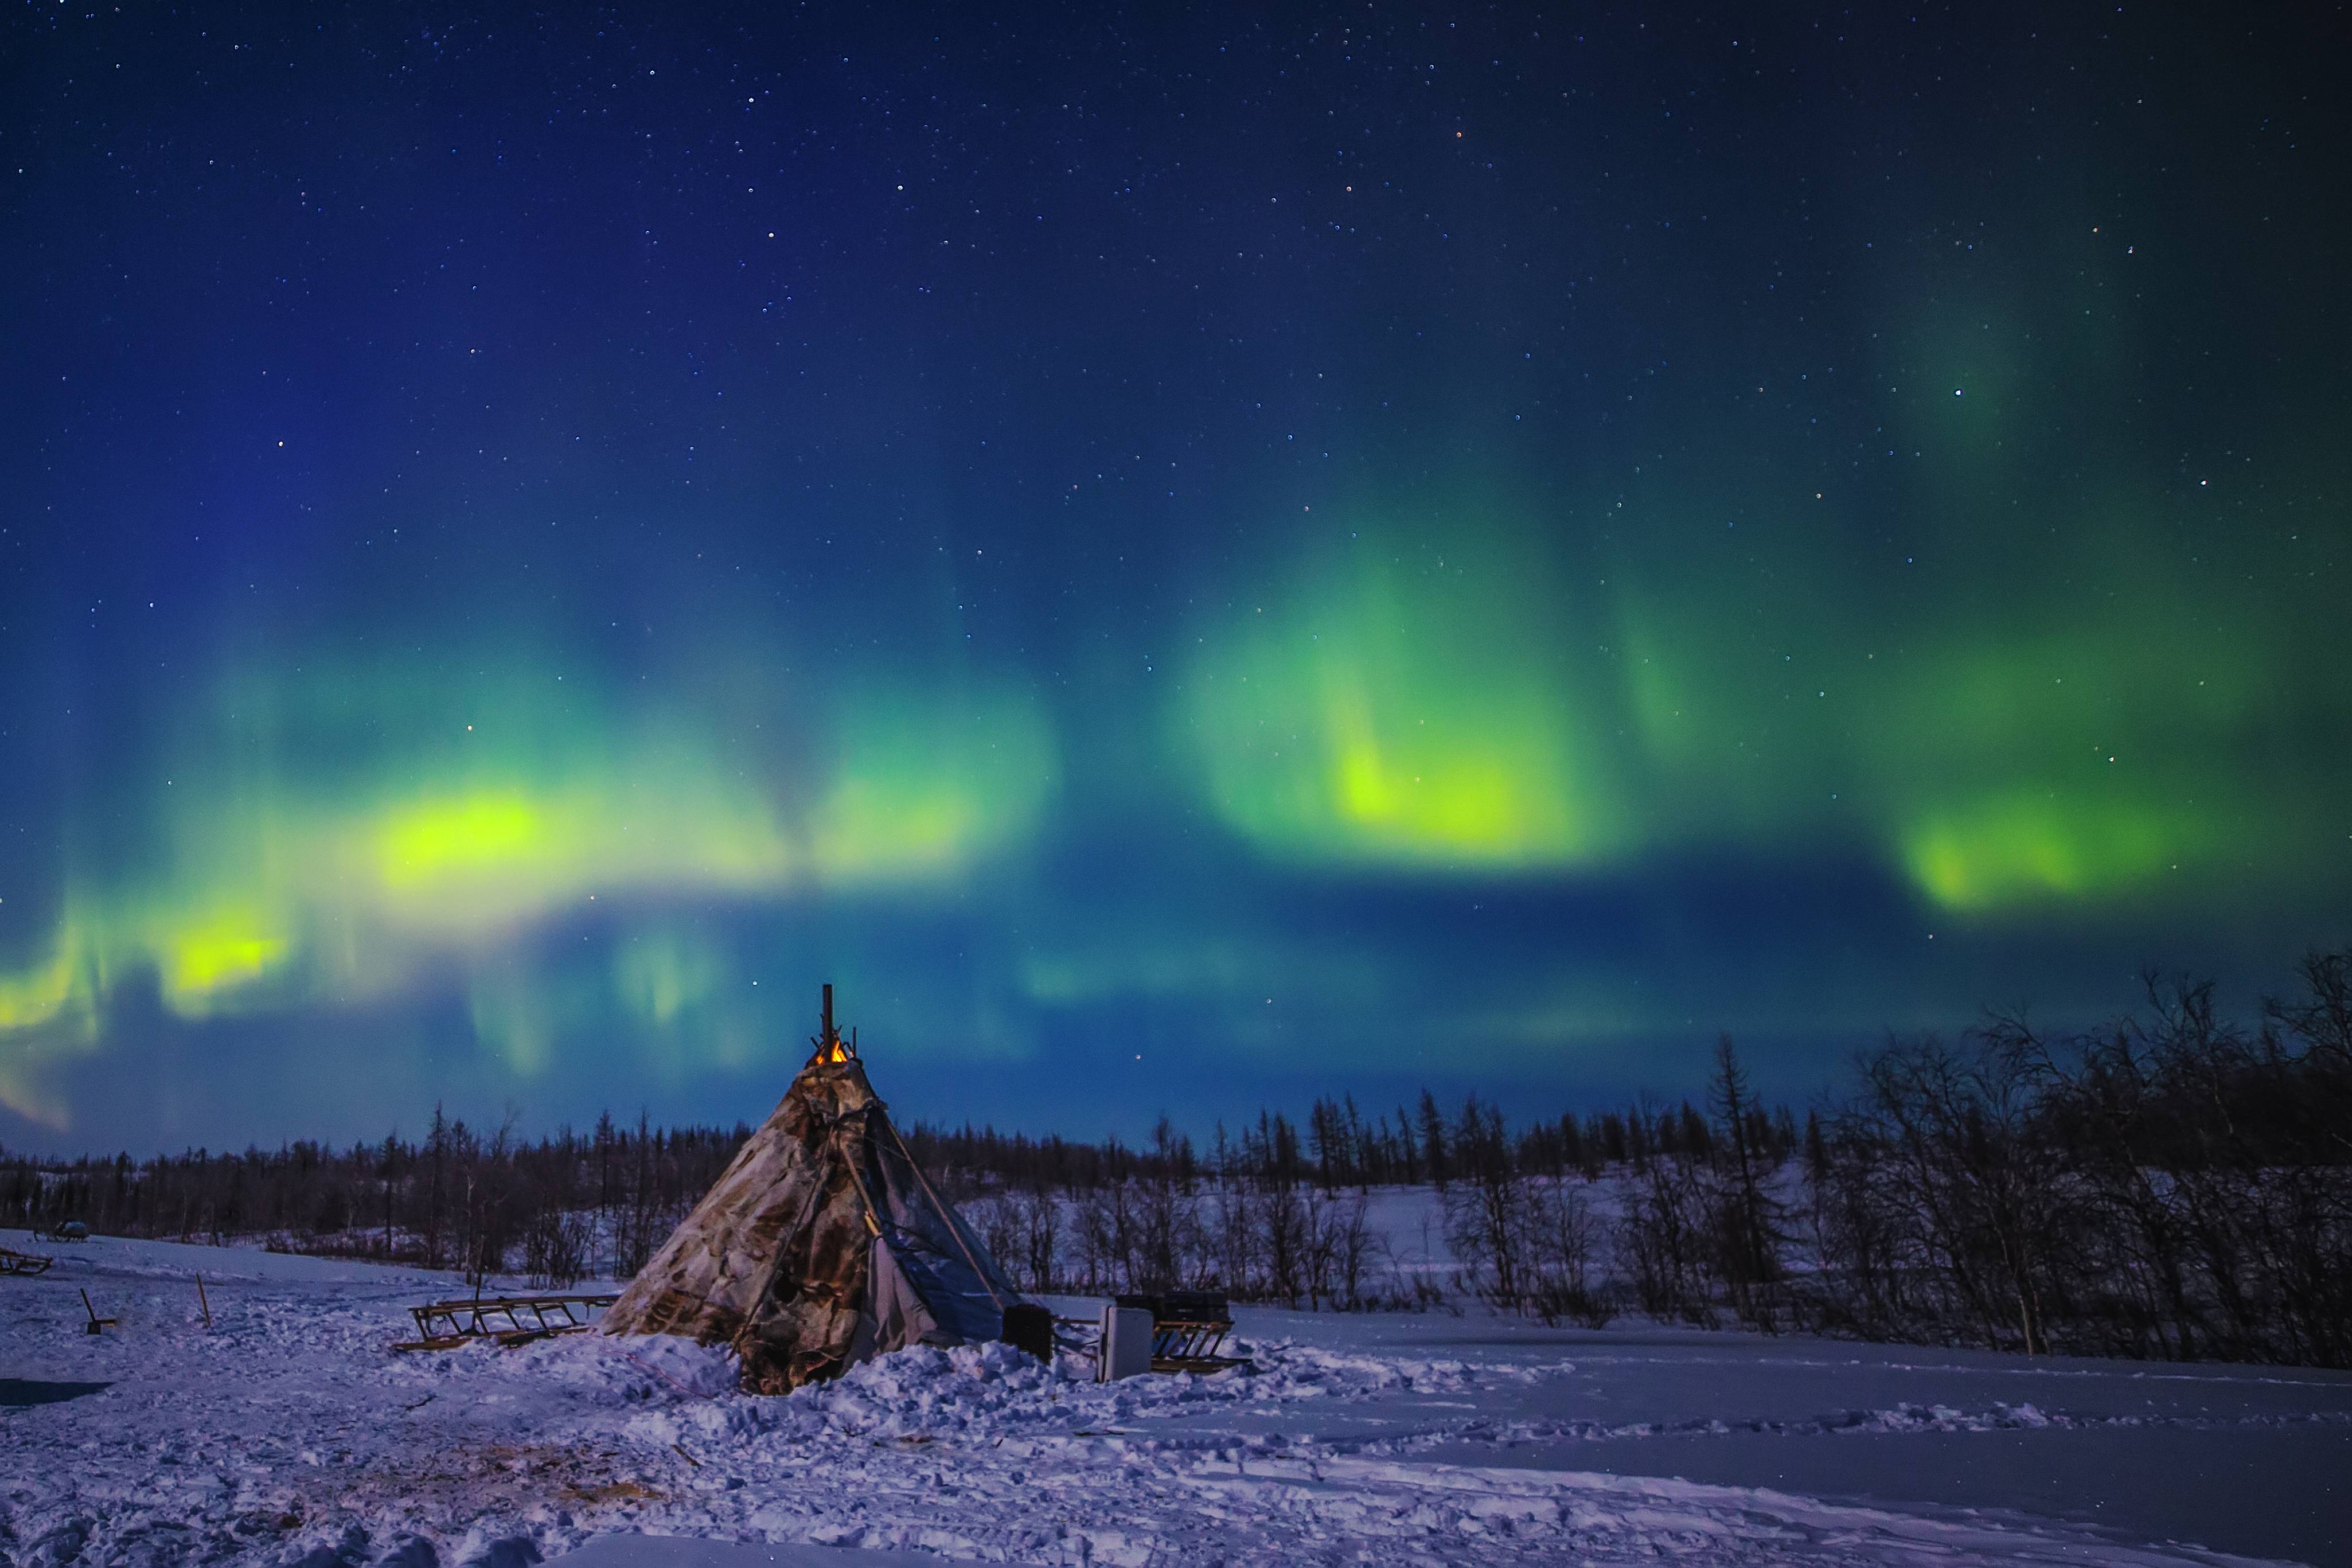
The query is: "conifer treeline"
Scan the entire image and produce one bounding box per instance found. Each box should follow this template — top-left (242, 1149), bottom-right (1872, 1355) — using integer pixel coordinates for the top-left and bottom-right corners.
top-left (0, 1090), bottom-right (1790, 1277)
top-left (902, 1086), bottom-right (1801, 1196)
top-left (3, 950), bottom-right (2347, 1367)
top-left (0, 1109), bottom-right (754, 1286)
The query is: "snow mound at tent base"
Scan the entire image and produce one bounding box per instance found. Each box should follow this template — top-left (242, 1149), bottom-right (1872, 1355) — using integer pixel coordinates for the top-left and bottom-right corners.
top-left (597, 1333), bottom-right (1558, 1452)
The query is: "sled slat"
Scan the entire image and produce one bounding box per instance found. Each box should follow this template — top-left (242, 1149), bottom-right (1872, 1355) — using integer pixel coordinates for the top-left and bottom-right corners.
top-left (392, 1292), bottom-right (618, 1352)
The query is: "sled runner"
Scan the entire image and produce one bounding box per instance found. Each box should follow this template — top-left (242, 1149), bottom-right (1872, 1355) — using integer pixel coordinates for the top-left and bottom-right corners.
top-left (392, 1292), bottom-right (619, 1352)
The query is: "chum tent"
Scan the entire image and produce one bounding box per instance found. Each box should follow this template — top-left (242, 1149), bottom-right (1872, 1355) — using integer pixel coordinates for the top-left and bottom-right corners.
top-left (601, 987), bottom-right (1028, 1391)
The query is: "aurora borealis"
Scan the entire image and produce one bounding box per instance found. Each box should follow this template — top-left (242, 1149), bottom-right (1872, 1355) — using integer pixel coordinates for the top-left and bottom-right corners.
top-left (2, 6), bottom-right (2346, 1150)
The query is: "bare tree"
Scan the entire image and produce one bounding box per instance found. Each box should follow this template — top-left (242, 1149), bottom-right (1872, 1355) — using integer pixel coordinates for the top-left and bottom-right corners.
top-left (1709, 1035), bottom-right (1787, 1329)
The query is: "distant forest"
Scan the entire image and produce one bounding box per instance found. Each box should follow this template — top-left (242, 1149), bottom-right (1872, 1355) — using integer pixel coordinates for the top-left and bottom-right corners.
top-left (5, 950), bottom-right (2348, 1370)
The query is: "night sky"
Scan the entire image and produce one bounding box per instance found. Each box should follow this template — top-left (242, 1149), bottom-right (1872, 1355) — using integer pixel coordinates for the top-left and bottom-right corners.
top-left (3, 5), bottom-right (2347, 1153)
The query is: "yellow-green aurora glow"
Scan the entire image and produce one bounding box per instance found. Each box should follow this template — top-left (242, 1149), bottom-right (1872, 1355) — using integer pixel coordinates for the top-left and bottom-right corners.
top-left (1176, 515), bottom-right (2338, 917)
top-left (0, 654), bottom-right (1058, 1122)
top-left (2, 513), bottom-right (2342, 1131)
top-left (1179, 532), bottom-right (1629, 871)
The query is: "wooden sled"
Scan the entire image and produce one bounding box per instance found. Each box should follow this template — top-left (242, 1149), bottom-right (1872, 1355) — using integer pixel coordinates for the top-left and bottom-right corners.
top-left (391, 1292), bottom-right (619, 1352)
top-left (1, 1245), bottom-right (55, 1277)
top-left (1113, 1290), bottom-right (1254, 1375)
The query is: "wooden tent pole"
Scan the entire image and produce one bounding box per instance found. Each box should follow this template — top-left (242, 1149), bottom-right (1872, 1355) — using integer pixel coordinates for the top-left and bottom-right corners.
top-left (884, 1115), bottom-right (1007, 1310)
top-left (833, 1121), bottom-right (883, 1237)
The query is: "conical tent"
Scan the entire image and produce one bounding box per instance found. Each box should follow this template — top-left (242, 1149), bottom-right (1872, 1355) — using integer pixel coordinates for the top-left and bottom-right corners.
top-left (601, 990), bottom-right (1024, 1391)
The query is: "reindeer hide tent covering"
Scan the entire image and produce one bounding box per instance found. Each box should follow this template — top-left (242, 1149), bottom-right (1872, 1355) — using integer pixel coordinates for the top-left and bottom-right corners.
top-left (600, 1049), bottom-right (1023, 1392)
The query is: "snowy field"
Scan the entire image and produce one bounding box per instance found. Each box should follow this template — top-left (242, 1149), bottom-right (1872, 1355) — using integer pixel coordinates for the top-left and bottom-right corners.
top-left (2, 1230), bottom-right (2347, 1568)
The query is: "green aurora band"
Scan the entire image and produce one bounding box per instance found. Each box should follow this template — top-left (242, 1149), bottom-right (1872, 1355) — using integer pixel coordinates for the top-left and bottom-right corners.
top-left (6, 496), bottom-right (2341, 1130)
top-left (0, 649), bottom-right (1058, 1123)
top-left (1180, 505), bottom-right (2341, 915)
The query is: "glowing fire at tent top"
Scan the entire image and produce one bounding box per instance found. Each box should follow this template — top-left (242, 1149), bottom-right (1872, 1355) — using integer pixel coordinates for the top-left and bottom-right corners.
top-left (812, 981), bottom-right (856, 1064)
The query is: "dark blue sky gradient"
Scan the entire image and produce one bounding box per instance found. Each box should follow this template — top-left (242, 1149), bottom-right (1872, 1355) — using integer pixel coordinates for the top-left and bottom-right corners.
top-left (2, 4), bottom-right (2347, 1152)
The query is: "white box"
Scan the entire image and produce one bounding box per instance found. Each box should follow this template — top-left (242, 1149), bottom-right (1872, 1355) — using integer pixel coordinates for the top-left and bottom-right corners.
top-left (1098, 1305), bottom-right (1154, 1381)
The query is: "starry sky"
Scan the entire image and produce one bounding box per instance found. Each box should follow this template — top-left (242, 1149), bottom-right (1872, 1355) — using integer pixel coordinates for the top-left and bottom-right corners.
top-left (2, 4), bottom-right (2347, 1153)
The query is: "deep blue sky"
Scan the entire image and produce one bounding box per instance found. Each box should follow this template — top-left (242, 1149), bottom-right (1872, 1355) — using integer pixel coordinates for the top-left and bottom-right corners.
top-left (3, 3), bottom-right (2347, 1153)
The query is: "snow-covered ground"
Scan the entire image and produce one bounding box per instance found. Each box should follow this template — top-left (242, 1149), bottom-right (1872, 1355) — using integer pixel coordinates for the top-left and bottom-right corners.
top-left (2, 1229), bottom-right (2347, 1567)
